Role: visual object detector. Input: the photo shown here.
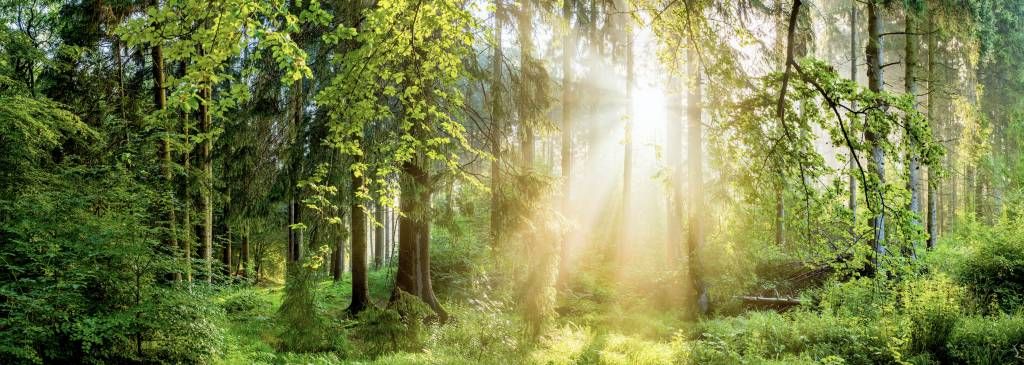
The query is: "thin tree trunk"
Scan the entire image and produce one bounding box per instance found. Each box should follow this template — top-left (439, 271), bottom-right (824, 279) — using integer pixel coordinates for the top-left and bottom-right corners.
top-left (849, 1), bottom-right (858, 217)
top-left (287, 78), bottom-right (304, 263)
top-left (665, 61), bottom-right (683, 267)
top-left (905, 9), bottom-right (921, 258)
top-left (686, 48), bottom-right (706, 317)
top-left (490, 0), bottom-right (504, 250)
top-left (775, 180), bottom-right (785, 246)
top-left (183, 111), bottom-right (193, 284)
top-left (200, 82), bottom-right (214, 284)
top-left (865, 1), bottom-right (886, 274)
top-left (926, 7), bottom-right (938, 250)
top-left (241, 230), bottom-right (250, 278)
top-left (374, 203), bottom-right (385, 269)
top-left (518, 0), bottom-right (534, 170)
top-left (619, 0), bottom-right (634, 262)
top-left (558, 0), bottom-right (574, 287)
top-left (153, 43), bottom-right (181, 282)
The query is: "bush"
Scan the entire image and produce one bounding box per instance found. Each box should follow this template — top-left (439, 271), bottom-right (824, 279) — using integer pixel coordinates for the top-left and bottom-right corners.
top-left (222, 289), bottom-right (272, 315)
top-left (276, 262), bottom-right (331, 353)
top-left (352, 290), bottom-right (432, 358)
top-left (899, 274), bottom-right (965, 357)
top-left (946, 314), bottom-right (1024, 365)
top-left (689, 310), bottom-right (910, 365)
top-left (425, 302), bottom-right (525, 362)
top-left (955, 221), bottom-right (1024, 313)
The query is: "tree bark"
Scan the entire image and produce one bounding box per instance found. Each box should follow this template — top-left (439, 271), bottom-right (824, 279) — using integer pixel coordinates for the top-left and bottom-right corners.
top-left (348, 173), bottom-right (370, 315)
top-left (905, 8), bottom-right (921, 258)
top-left (152, 43), bottom-right (181, 283)
top-left (374, 203), bottom-right (385, 269)
top-left (865, 1), bottom-right (886, 274)
top-left (558, 0), bottom-right (574, 287)
top-left (240, 230), bottom-right (250, 278)
top-left (200, 82), bottom-right (214, 284)
top-left (849, 1), bottom-right (858, 218)
top-left (287, 77), bottom-right (305, 264)
top-left (490, 0), bottom-right (504, 250)
top-left (517, 0), bottom-right (534, 170)
top-left (665, 61), bottom-right (683, 267)
top-left (619, 0), bottom-right (634, 262)
top-left (926, 7), bottom-right (938, 250)
top-left (686, 48), bottom-right (706, 317)
top-left (393, 160), bottom-right (446, 321)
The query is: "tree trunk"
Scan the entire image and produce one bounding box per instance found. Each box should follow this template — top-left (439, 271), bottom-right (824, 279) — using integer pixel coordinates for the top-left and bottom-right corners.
top-left (558, 0), bottom-right (574, 287)
top-left (865, 1), bottom-right (886, 274)
top-left (905, 9), bottom-right (921, 258)
top-left (619, 0), bottom-right (634, 262)
top-left (153, 44), bottom-right (181, 283)
top-left (393, 160), bottom-right (446, 320)
top-left (490, 0), bottom-right (504, 250)
top-left (183, 95), bottom-right (193, 284)
top-left (775, 180), bottom-right (785, 246)
top-left (926, 7), bottom-right (938, 250)
top-left (200, 82), bottom-right (214, 284)
top-left (374, 203), bottom-right (385, 270)
top-left (849, 1), bottom-right (858, 217)
top-left (287, 79), bottom-right (304, 264)
top-left (517, 0), bottom-right (534, 170)
top-left (240, 230), bottom-right (250, 279)
top-left (686, 48), bottom-right (706, 317)
top-left (223, 228), bottom-right (232, 277)
top-left (348, 173), bottom-right (370, 315)
top-left (665, 62), bottom-right (683, 267)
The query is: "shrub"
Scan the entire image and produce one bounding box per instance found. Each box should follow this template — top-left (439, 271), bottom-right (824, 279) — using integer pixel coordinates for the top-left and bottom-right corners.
top-left (946, 314), bottom-right (1024, 365)
top-left (955, 221), bottom-right (1024, 313)
top-left (426, 302), bottom-right (525, 362)
top-left (222, 289), bottom-right (272, 315)
top-left (276, 262), bottom-right (331, 353)
top-left (899, 274), bottom-right (965, 357)
top-left (353, 290), bottom-right (432, 358)
top-left (689, 310), bottom-right (910, 365)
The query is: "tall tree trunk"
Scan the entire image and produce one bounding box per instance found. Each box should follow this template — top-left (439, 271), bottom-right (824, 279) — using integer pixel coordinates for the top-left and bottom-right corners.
top-left (926, 7), bottom-right (938, 250)
top-left (686, 48), bottom-right (706, 317)
top-left (393, 160), bottom-right (446, 320)
top-left (517, 0), bottom-right (534, 170)
top-left (240, 229), bottom-right (250, 279)
top-left (348, 173), bottom-right (370, 315)
top-left (200, 82), bottom-right (214, 284)
top-left (287, 77), bottom-right (305, 264)
top-left (865, 1), bottom-right (886, 274)
top-left (374, 203), bottom-right (385, 269)
top-left (665, 60), bottom-right (683, 267)
top-left (152, 43), bottom-right (181, 282)
top-left (905, 9), bottom-right (921, 258)
top-left (222, 227), bottom-right (232, 277)
top-left (558, 0), bottom-right (574, 287)
top-left (619, 0), bottom-right (634, 262)
top-left (775, 179), bottom-right (785, 246)
top-left (849, 1), bottom-right (858, 217)
top-left (490, 0), bottom-right (504, 249)
top-left (183, 103), bottom-right (193, 283)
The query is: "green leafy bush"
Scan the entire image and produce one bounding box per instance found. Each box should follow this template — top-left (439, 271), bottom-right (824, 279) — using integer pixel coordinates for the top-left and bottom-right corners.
top-left (955, 221), bottom-right (1024, 313)
top-left (688, 311), bottom-right (910, 365)
top-left (223, 289), bottom-right (272, 315)
top-left (899, 274), bottom-right (965, 357)
top-left (946, 314), bottom-right (1024, 365)
top-left (353, 290), bottom-right (432, 358)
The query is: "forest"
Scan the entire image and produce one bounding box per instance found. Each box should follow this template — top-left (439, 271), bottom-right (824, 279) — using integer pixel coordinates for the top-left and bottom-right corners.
top-left (2, 0), bottom-right (1024, 363)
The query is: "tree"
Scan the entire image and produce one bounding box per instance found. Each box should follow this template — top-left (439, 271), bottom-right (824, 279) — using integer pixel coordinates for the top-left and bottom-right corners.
top-left (318, 0), bottom-right (478, 320)
top-left (864, 0), bottom-right (887, 273)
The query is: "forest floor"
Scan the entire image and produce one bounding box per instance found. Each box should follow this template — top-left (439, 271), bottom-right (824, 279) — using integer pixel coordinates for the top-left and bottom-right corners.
top-left (212, 271), bottom-right (697, 365)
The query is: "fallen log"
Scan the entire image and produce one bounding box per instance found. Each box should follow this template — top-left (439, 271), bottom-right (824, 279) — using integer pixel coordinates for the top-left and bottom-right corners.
top-left (736, 296), bottom-right (803, 305)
